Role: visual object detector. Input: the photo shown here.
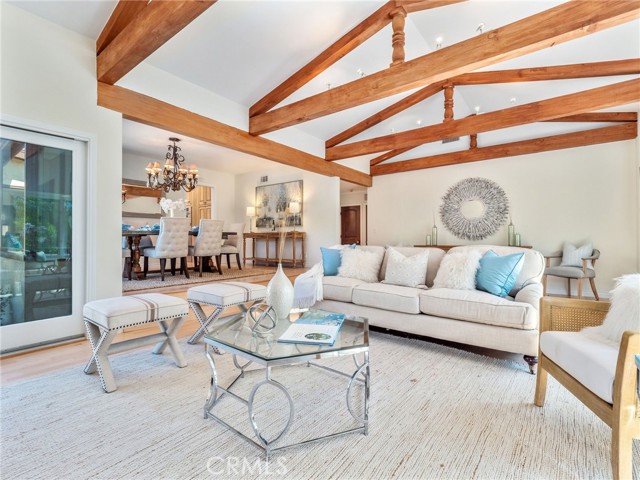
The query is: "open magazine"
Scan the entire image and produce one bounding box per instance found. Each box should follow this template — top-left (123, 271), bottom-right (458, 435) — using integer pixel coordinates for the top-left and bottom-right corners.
top-left (278, 309), bottom-right (346, 346)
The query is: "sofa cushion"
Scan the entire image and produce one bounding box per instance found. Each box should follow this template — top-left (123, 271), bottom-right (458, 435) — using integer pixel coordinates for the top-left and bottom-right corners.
top-left (380, 247), bottom-right (446, 287)
top-left (382, 248), bottom-right (429, 288)
top-left (322, 276), bottom-right (369, 302)
top-left (353, 283), bottom-right (422, 314)
top-left (448, 246), bottom-right (545, 296)
top-left (432, 250), bottom-right (482, 290)
top-left (321, 247), bottom-right (342, 276)
top-left (476, 250), bottom-right (524, 297)
top-left (540, 331), bottom-right (617, 403)
top-left (419, 288), bottom-right (537, 330)
top-left (338, 248), bottom-right (384, 283)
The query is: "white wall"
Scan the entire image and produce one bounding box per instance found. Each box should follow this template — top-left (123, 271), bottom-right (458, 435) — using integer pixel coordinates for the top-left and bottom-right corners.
top-left (235, 167), bottom-right (340, 266)
top-left (368, 139), bottom-right (639, 297)
top-left (1, 4), bottom-right (123, 301)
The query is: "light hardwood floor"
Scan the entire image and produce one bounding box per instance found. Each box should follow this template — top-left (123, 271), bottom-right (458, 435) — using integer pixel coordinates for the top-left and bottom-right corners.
top-left (0, 266), bottom-right (301, 386)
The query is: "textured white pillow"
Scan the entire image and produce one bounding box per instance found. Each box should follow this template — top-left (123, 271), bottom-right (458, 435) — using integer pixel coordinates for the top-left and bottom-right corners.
top-left (382, 248), bottom-right (429, 288)
top-left (561, 242), bottom-right (593, 268)
top-left (432, 250), bottom-right (482, 290)
top-left (338, 248), bottom-right (383, 283)
top-left (582, 274), bottom-right (640, 345)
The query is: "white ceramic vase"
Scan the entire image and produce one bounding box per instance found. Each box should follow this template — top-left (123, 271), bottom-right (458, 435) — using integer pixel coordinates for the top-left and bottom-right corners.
top-left (266, 263), bottom-right (294, 322)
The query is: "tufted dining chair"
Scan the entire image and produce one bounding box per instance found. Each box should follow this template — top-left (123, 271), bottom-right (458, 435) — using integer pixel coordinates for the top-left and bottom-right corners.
top-left (221, 222), bottom-right (245, 270)
top-left (142, 217), bottom-right (190, 281)
top-left (122, 248), bottom-right (132, 281)
top-left (188, 219), bottom-right (224, 277)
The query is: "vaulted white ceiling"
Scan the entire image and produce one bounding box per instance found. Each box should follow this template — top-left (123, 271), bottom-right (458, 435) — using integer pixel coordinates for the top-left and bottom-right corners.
top-left (9, 0), bottom-right (640, 178)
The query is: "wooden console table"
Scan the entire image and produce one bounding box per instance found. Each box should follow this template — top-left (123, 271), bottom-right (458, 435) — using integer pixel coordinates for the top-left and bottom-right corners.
top-left (413, 245), bottom-right (532, 251)
top-left (244, 231), bottom-right (306, 268)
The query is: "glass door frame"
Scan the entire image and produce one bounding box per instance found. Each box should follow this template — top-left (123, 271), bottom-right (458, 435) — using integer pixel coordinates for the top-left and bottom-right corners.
top-left (1, 123), bottom-right (88, 353)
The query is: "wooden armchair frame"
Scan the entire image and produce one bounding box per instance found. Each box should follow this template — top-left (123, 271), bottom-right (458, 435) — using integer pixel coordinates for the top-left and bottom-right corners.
top-left (542, 249), bottom-right (600, 300)
top-left (534, 297), bottom-right (639, 479)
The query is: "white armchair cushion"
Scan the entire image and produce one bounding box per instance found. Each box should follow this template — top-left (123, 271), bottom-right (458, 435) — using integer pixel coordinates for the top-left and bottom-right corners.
top-left (540, 331), bottom-right (617, 404)
top-left (560, 242), bottom-right (593, 268)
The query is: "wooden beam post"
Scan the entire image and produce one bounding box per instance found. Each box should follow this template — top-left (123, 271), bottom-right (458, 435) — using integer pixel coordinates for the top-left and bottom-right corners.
top-left (371, 123), bottom-right (637, 175)
top-left (97, 83), bottom-right (371, 187)
top-left (443, 83), bottom-right (454, 122)
top-left (326, 78), bottom-right (640, 160)
top-left (470, 133), bottom-right (478, 149)
top-left (249, 1), bottom-right (640, 135)
top-left (389, 7), bottom-right (407, 66)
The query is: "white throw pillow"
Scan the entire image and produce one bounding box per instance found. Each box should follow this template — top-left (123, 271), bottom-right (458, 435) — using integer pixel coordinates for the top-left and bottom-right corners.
top-left (582, 274), bottom-right (640, 345)
top-left (561, 242), bottom-right (593, 268)
top-left (432, 250), bottom-right (482, 290)
top-left (338, 248), bottom-right (383, 283)
top-left (382, 248), bottom-right (429, 288)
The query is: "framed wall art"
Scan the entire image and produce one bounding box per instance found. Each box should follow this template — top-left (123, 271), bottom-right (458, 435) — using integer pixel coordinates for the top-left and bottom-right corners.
top-left (255, 180), bottom-right (303, 228)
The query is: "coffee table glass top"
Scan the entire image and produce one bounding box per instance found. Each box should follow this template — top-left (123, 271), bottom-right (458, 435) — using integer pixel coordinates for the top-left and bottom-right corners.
top-left (204, 310), bottom-right (369, 362)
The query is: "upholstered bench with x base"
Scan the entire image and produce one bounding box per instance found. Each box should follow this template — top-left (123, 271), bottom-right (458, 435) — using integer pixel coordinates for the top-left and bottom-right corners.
top-left (187, 282), bottom-right (267, 344)
top-left (83, 293), bottom-right (189, 393)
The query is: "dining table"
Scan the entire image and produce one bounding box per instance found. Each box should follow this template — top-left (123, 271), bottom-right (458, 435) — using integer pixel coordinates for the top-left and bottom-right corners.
top-left (122, 229), bottom-right (233, 280)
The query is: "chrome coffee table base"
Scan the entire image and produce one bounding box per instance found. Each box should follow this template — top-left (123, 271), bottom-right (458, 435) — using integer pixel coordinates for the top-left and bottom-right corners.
top-left (203, 345), bottom-right (370, 458)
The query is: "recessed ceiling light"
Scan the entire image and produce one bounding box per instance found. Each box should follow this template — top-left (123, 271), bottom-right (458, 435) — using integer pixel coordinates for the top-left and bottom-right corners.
top-left (435, 36), bottom-right (443, 48)
top-left (327, 83), bottom-right (332, 90)
top-left (476, 23), bottom-right (485, 34)
top-left (474, 105), bottom-right (481, 114)
top-left (356, 68), bottom-right (365, 78)
top-left (390, 128), bottom-right (396, 134)
top-left (510, 97), bottom-right (517, 104)
top-left (416, 119), bottom-right (422, 127)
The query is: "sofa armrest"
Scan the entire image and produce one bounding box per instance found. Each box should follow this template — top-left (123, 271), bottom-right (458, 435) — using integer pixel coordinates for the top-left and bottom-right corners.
top-left (539, 297), bottom-right (609, 333)
top-left (514, 283), bottom-right (543, 309)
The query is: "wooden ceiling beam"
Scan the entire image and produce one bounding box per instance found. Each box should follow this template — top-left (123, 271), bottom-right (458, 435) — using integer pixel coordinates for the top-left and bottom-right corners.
top-left (369, 147), bottom-right (414, 166)
top-left (452, 59), bottom-right (640, 85)
top-left (249, 1), bottom-right (640, 136)
top-left (97, 0), bottom-right (216, 84)
top-left (396, 0), bottom-right (467, 14)
top-left (326, 81), bottom-right (445, 148)
top-left (96, 0), bottom-right (150, 55)
top-left (545, 112), bottom-right (638, 122)
top-left (249, 2), bottom-right (396, 118)
top-left (326, 78), bottom-right (640, 160)
top-left (97, 83), bottom-right (371, 187)
top-left (371, 123), bottom-right (637, 175)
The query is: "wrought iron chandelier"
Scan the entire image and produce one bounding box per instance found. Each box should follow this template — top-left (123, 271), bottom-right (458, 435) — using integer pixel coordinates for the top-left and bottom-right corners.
top-left (145, 137), bottom-right (198, 192)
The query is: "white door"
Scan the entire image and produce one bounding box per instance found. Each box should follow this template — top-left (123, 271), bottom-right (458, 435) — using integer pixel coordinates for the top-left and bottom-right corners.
top-left (0, 125), bottom-right (86, 353)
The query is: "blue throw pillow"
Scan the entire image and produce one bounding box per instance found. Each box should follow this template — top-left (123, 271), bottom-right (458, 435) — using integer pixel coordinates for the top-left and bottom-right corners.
top-left (321, 247), bottom-right (342, 276)
top-left (476, 250), bottom-right (525, 297)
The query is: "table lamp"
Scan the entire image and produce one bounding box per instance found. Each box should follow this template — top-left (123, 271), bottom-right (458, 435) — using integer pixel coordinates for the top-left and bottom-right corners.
top-left (289, 202), bottom-right (300, 233)
top-left (246, 206), bottom-right (256, 232)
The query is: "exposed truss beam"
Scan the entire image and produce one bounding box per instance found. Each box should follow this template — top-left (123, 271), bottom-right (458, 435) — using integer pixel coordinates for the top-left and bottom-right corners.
top-left (249, 1), bottom-right (640, 136)
top-left (452, 59), bottom-right (640, 86)
top-left (97, 83), bottom-right (371, 187)
top-left (327, 60), bottom-right (639, 149)
top-left (97, 1), bottom-right (216, 84)
top-left (249, 2), bottom-right (396, 117)
top-left (96, 0), bottom-right (149, 55)
top-left (396, 0), bottom-right (467, 14)
top-left (326, 79), bottom-right (640, 160)
top-left (370, 147), bottom-right (414, 166)
top-left (546, 112), bottom-right (638, 123)
top-left (371, 123), bottom-right (637, 176)
top-left (326, 81), bottom-right (445, 149)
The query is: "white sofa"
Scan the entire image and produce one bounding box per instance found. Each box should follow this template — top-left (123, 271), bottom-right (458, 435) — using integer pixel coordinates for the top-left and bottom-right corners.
top-left (314, 245), bottom-right (546, 373)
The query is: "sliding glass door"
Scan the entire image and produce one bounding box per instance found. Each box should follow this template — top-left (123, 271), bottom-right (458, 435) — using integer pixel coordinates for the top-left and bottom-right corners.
top-left (1, 126), bottom-right (86, 353)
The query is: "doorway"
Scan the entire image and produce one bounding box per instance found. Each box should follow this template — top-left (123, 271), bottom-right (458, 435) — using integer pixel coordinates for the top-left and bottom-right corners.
top-left (341, 206), bottom-right (361, 245)
top-left (1, 126), bottom-right (87, 352)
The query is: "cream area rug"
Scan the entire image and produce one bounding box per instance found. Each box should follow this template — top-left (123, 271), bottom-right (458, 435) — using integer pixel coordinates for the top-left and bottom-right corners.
top-left (123, 267), bottom-right (274, 292)
top-left (1, 332), bottom-right (638, 479)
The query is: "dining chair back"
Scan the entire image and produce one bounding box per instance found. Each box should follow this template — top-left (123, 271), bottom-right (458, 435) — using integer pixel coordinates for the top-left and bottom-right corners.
top-left (142, 217), bottom-right (190, 281)
top-left (221, 222), bottom-right (245, 270)
top-left (190, 219), bottom-right (224, 277)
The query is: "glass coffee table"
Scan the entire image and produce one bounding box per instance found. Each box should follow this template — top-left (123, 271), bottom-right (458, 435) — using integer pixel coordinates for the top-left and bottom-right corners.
top-left (203, 309), bottom-right (370, 458)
